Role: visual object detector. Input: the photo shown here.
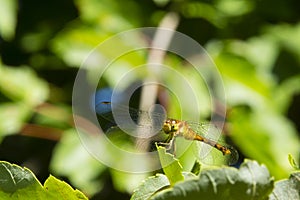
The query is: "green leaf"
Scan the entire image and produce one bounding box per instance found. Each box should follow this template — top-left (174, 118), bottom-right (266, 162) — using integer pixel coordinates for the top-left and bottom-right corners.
top-left (267, 23), bottom-right (300, 60)
top-left (0, 0), bottom-right (17, 40)
top-left (75, 0), bottom-right (140, 28)
top-left (0, 64), bottom-right (49, 138)
top-left (131, 174), bottom-right (170, 200)
top-left (150, 160), bottom-right (274, 200)
top-left (50, 129), bottom-right (105, 196)
top-left (0, 161), bottom-right (42, 194)
top-left (131, 172), bottom-right (197, 200)
top-left (216, 0), bottom-right (254, 17)
top-left (44, 176), bottom-right (88, 200)
top-left (152, 0), bottom-right (170, 7)
top-left (275, 75), bottom-right (300, 113)
top-left (0, 103), bottom-right (31, 139)
top-left (110, 169), bottom-right (150, 194)
top-left (229, 109), bottom-right (300, 179)
top-left (156, 145), bottom-right (184, 186)
top-left (0, 161), bottom-right (88, 200)
top-left (52, 0), bottom-right (143, 69)
top-left (288, 154), bottom-right (299, 170)
top-left (180, 2), bottom-right (225, 28)
top-left (190, 160), bottom-right (201, 176)
top-left (0, 65), bottom-right (49, 106)
top-left (215, 52), bottom-right (271, 98)
top-left (269, 172), bottom-right (300, 200)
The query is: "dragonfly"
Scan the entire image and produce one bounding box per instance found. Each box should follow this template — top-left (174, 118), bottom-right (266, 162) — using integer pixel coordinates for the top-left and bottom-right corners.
top-left (96, 101), bottom-right (239, 165)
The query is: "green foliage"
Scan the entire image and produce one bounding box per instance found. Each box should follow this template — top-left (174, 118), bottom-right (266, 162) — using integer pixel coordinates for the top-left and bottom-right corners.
top-left (0, 161), bottom-right (88, 200)
top-left (132, 159), bottom-right (276, 200)
top-left (0, 0), bottom-right (17, 41)
top-left (132, 146), bottom-right (300, 199)
top-left (156, 144), bottom-right (184, 186)
top-left (0, 64), bottom-right (48, 106)
top-left (131, 174), bottom-right (170, 200)
top-left (288, 154), bottom-right (300, 170)
top-left (269, 172), bottom-right (300, 200)
top-left (50, 129), bottom-right (106, 195)
top-left (206, 26), bottom-right (300, 178)
top-left (1, 159), bottom-right (300, 200)
top-left (0, 64), bottom-right (49, 140)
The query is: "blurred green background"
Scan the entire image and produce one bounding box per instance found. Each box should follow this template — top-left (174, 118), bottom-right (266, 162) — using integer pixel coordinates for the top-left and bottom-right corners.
top-left (0, 0), bottom-right (300, 199)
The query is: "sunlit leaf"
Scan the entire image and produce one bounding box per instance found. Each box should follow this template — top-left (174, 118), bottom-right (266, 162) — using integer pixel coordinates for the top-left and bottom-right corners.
top-left (131, 174), bottom-right (169, 200)
top-left (274, 75), bottom-right (300, 113)
top-left (0, 103), bottom-right (31, 139)
top-left (215, 52), bottom-right (271, 98)
top-left (131, 172), bottom-right (197, 200)
top-left (75, 0), bottom-right (140, 29)
top-left (151, 160), bottom-right (274, 200)
top-left (0, 161), bottom-right (88, 200)
top-left (0, 65), bottom-right (49, 106)
top-left (110, 169), bottom-right (150, 194)
top-left (52, 0), bottom-right (143, 69)
top-left (44, 176), bottom-right (88, 200)
top-left (50, 129), bottom-right (105, 196)
top-left (216, 0), bottom-right (254, 16)
top-left (180, 2), bottom-right (226, 28)
top-left (157, 145), bottom-right (184, 186)
top-left (269, 172), bottom-right (300, 200)
top-left (229, 109), bottom-right (300, 179)
top-left (152, 0), bottom-right (170, 7)
top-left (288, 154), bottom-right (299, 170)
top-left (0, 161), bottom-right (41, 194)
top-left (267, 23), bottom-right (300, 61)
top-left (0, 0), bottom-right (17, 40)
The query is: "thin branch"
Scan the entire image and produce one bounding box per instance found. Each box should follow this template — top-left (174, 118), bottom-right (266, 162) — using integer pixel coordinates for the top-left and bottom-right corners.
top-left (136, 12), bottom-right (180, 150)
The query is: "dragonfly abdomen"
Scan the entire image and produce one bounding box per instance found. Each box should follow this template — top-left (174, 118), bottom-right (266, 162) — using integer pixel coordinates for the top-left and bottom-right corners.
top-left (194, 134), bottom-right (231, 155)
top-left (179, 123), bottom-right (232, 156)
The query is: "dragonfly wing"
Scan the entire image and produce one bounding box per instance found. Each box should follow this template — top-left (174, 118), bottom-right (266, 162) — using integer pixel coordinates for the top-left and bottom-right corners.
top-left (97, 103), bottom-right (165, 138)
top-left (97, 103), bottom-right (160, 124)
top-left (187, 122), bottom-right (223, 141)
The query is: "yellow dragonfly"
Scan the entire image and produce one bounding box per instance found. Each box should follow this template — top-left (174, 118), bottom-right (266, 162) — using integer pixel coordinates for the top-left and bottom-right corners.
top-left (162, 118), bottom-right (231, 155)
top-left (96, 101), bottom-right (239, 165)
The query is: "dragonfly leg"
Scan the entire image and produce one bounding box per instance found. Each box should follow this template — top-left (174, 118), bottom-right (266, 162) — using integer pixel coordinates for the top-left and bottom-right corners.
top-left (157, 138), bottom-right (176, 156)
top-left (157, 133), bottom-right (175, 150)
top-left (168, 137), bottom-right (176, 155)
top-left (157, 141), bottom-right (172, 150)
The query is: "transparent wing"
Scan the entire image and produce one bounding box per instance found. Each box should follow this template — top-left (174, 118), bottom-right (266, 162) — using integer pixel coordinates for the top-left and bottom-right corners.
top-left (96, 102), bottom-right (166, 137)
top-left (187, 121), bottom-right (224, 141)
top-left (97, 101), bottom-right (166, 124)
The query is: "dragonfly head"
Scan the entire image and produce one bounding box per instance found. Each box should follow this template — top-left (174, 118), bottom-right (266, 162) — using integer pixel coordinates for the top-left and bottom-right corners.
top-left (163, 119), bottom-right (179, 134)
